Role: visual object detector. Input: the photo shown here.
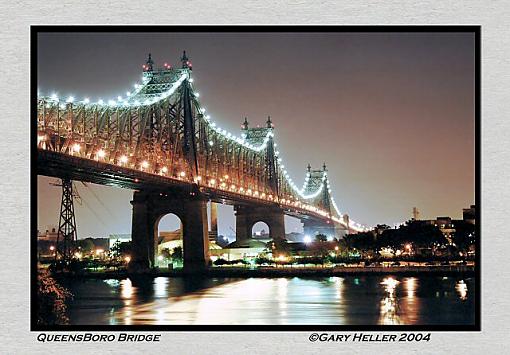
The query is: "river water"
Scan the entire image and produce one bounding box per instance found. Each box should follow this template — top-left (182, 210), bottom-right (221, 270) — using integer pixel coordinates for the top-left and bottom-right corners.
top-left (66, 275), bottom-right (475, 325)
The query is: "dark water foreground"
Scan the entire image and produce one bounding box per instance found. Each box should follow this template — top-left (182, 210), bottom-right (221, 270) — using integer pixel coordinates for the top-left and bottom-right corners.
top-left (65, 275), bottom-right (475, 325)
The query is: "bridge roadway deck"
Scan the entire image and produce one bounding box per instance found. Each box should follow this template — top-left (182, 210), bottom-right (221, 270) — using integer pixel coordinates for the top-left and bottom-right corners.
top-left (37, 149), bottom-right (324, 222)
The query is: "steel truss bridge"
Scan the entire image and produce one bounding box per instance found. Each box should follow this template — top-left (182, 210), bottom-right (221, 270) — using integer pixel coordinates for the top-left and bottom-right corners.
top-left (37, 52), bottom-right (367, 272)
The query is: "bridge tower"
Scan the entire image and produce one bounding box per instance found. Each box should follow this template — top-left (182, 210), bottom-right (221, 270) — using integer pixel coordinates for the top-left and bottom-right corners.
top-left (129, 52), bottom-right (209, 273)
top-left (181, 70), bottom-right (199, 177)
top-left (265, 116), bottom-right (279, 195)
top-left (301, 163), bottom-right (340, 240)
top-left (235, 116), bottom-right (285, 242)
top-left (55, 178), bottom-right (77, 263)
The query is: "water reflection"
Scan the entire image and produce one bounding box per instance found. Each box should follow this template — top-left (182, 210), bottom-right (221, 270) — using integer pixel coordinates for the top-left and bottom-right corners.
top-left (456, 280), bottom-right (468, 301)
top-left (66, 276), bottom-right (475, 326)
top-left (401, 277), bottom-right (420, 324)
top-left (406, 277), bottom-right (416, 299)
top-left (379, 277), bottom-right (400, 325)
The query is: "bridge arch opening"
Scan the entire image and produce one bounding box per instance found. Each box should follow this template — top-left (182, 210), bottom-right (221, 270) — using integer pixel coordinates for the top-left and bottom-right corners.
top-left (252, 221), bottom-right (270, 239)
top-left (155, 213), bottom-right (183, 268)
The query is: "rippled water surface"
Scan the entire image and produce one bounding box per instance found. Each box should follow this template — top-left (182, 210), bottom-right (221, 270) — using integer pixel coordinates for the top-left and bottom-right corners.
top-left (66, 276), bottom-right (475, 325)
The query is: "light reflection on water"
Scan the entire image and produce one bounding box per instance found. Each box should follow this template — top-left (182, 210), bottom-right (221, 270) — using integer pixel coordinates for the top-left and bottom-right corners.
top-left (379, 277), bottom-right (400, 325)
top-left (67, 276), bottom-right (475, 326)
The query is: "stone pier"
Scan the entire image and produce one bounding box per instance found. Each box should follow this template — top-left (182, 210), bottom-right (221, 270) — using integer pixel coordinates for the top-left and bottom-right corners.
top-left (129, 188), bottom-right (209, 273)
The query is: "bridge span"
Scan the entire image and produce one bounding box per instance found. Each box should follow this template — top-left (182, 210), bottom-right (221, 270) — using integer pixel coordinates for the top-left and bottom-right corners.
top-left (36, 52), bottom-right (367, 272)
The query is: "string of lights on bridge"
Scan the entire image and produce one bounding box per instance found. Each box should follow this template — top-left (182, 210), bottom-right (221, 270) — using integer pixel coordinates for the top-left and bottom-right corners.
top-left (39, 70), bottom-right (368, 232)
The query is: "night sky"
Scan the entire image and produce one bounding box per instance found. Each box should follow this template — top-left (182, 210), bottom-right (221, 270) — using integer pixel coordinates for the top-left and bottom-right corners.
top-left (37, 31), bottom-right (475, 239)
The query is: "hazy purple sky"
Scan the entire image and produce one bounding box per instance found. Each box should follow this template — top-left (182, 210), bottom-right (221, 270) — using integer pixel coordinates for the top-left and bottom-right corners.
top-left (37, 31), bottom-right (475, 238)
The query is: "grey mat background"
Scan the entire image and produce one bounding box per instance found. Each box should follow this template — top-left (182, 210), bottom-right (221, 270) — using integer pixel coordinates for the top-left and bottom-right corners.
top-left (1, 1), bottom-right (509, 353)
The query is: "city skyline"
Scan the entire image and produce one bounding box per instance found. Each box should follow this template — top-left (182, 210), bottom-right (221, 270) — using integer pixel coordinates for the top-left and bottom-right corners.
top-left (37, 32), bottom-right (475, 238)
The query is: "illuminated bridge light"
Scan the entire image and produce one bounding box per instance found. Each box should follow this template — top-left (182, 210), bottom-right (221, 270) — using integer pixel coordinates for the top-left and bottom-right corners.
top-left (36, 57), bottom-right (370, 233)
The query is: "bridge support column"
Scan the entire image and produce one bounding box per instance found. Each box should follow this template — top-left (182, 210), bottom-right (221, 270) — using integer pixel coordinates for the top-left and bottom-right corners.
top-left (234, 205), bottom-right (285, 241)
top-left (129, 189), bottom-right (209, 274)
top-left (182, 198), bottom-right (209, 273)
top-left (129, 192), bottom-right (157, 273)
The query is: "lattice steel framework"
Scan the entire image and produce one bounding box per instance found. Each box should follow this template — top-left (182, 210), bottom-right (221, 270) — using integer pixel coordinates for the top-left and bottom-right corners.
top-left (37, 52), bottom-right (367, 232)
top-left (55, 178), bottom-right (77, 263)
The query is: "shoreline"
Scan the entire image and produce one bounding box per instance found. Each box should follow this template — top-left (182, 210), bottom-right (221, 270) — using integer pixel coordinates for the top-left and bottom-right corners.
top-left (55, 265), bottom-right (475, 280)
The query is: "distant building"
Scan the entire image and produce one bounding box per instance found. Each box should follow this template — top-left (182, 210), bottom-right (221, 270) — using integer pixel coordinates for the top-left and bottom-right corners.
top-left (411, 204), bottom-right (476, 242)
top-left (463, 205), bottom-right (476, 224)
top-left (108, 233), bottom-right (131, 249)
top-left (434, 217), bottom-right (456, 239)
top-left (210, 239), bottom-right (268, 261)
top-left (37, 228), bottom-right (60, 258)
top-left (38, 227), bottom-right (60, 243)
top-left (158, 230), bottom-right (182, 254)
top-left (252, 229), bottom-right (270, 238)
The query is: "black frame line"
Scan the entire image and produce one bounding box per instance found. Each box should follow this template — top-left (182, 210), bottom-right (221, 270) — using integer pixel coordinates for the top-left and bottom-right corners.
top-left (30, 25), bottom-right (481, 332)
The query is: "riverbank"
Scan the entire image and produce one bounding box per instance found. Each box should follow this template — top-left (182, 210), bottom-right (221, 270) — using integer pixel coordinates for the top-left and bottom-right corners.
top-left (56, 265), bottom-right (475, 279)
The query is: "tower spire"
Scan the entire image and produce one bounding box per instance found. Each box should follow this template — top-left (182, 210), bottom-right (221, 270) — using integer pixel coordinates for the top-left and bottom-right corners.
top-left (307, 163), bottom-right (311, 172)
top-left (323, 162), bottom-right (327, 171)
top-left (145, 53), bottom-right (154, 71)
top-left (242, 117), bottom-right (249, 130)
top-left (181, 50), bottom-right (191, 69)
top-left (266, 115), bottom-right (273, 128)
